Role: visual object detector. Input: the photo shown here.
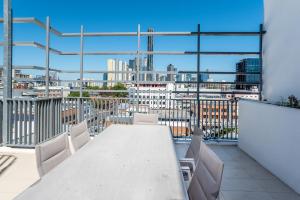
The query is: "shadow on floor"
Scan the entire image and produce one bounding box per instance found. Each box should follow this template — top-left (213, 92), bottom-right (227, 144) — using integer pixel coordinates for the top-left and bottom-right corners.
top-left (174, 142), bottom-right (300, 200)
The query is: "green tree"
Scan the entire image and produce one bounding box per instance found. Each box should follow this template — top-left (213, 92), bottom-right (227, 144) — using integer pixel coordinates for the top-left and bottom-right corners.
top-left (111, 82), bottom-right (128, 97)
top-left (86, 86), bottom-right (101, 90)
top-left (68, 91), bottom-right (90, 97)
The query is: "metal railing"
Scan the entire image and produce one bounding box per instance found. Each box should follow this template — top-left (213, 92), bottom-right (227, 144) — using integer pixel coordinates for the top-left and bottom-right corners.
top-left (61, 97), bottom-right (238, 141)
top-left (0, 98), bottom-right (62, 147)
top-left (0, 96), bottom-right (238, 147)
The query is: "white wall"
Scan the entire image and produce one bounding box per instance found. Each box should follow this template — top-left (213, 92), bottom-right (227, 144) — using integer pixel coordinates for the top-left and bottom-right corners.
top-left (238, 100), bottom-right (300, 193)
top-left (263, 0), bottom-right (300, 101)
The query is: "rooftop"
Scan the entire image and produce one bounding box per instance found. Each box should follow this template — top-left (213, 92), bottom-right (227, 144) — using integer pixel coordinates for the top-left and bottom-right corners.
top-left (1, 144), bottom-right (299, 200)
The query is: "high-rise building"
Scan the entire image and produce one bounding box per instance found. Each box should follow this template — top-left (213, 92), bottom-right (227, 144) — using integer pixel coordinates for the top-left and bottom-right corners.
top-left (105, 59), bottom-right (129, 87)
top-left (166, 64), bottom-right (177, 82)
top-left (128, 59), bottom-right (135, 70)
top-left (106, 59), bottom-right (116, 87)
top-left (146, 28), bottom-right (154, 81)
top-left (201, 69), bottom-right (210, 82)
top-left (128, 57), bottom-right (147, 82)
top-left (236, 58), bottom-right (261, 90)
top-left (128, 59), bottom-right (136, 81)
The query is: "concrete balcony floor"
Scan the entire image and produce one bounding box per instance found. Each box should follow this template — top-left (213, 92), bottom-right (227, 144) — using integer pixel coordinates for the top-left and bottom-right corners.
top-left (0, 147), bottom-right (39, 200)
top-left (1, 143), bottom-right (300, 200)
top-left (176, 142), bottom-right (300, 200)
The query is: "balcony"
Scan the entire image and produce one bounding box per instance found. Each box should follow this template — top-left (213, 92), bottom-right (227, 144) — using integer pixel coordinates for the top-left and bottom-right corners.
top-left (0, 97), bottom-right (300, 200)
top-left (1, 0), bottom-right (300, 199)
top-left (1, 137), bottom-right (300, 199)
top-left (0, 97), bottom-right (299, 200)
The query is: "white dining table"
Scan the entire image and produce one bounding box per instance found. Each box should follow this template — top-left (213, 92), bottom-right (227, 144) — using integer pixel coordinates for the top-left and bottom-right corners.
top-left (15, 124), bottom-right (188, 200)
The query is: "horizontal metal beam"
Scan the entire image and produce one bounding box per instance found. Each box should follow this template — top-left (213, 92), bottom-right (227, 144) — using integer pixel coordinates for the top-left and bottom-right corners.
top-left (1, 77), bottom-right (260, 86)
top-left (0, 18), bottom-right (265, 38)
top-left (56, 70), bottom-right (178, 74)
top-left (0, 42), bottom-right (260, 56)
top-left (62, 89), bottom-right (129, 93)
top-left (197, 31), bottom-right (266, 36)
top-left (7, 88), bottom-right (260, 95)
top-left (173, 90), bottom-right (260, 94)
top-left (175, 81), bottom-right (260, 85)
top-left (178, 71), bottom-right (261, 75)
top-left (0, 17), bottom-right (62, 36)
top-left (0, 41), bottom-right (62, 54)
top-left (54, 31), bottom-right (265, 37)
top-left (0, 67), bottom-right (181, 74)
top-left (4, 78), bottom-right (176, 84)
top-left (0, 65), bottom-right (60, 72)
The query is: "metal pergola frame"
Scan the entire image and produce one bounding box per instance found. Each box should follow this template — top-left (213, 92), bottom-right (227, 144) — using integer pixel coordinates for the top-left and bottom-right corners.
top-left (1, 0), bottom-right (265, 131)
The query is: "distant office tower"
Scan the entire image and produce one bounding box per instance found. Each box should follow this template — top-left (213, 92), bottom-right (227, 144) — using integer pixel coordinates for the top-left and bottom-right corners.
top-left (159, 75), bottom-right (167, 82)
top-left (128, 59), bottom-right (136, 81)
top-left (166, 64), bottom-right (177, 82)
top-left (107, 59), bottom-right (116, 87)
top-left (106, 59), bottom-right (129, 87)
top-left (117, 60), bottom-right (122, 81)
top-left (236, 58), bottom-right (261, 90)
top-left (146, 28), bottom-right (154, 81)
top-left (103, 73), bottom-right (108, 87)
top-left (128, 59), bottom-right (135, 70)
top-left (141, 57), bottom-right (148, 82)
top-left (122, 61), bottom-right (128, 82)
top-left (201, 69), bottom-right (210, 82)
top-left (128, 57), bottom-right (147, 82)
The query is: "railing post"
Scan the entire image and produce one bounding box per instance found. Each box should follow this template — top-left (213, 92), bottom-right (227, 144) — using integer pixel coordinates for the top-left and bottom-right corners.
top-left (34, 101), bottom-right (39, 145)
top-left (196, 24), bottom-right (201, 128)
top-left (2, 0), bottom-right (13, 145)
top-left (136, 24), bottom-right (140, 113)
top-left (80, 25), bottom-right (84, 98)
top-left (45, 16), bottom-right (50, 97)
top-left (0, 101), bottom-right (3, 145)
top-left (49, 98), bottom-right (53, 138)
top-left (259, 24), bottom-right (264, 101)
top-left (79, 25), bottom-right (84, 121)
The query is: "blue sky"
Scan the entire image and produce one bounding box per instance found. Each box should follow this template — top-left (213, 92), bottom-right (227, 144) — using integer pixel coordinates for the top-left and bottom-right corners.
top-left (0, 0), bottom-right (263, 81)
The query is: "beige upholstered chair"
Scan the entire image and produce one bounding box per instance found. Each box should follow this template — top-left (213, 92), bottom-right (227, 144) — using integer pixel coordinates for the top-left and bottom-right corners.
top-left (187, 142), bottom-right (224, 200)
top-left (35, 133), bottom-right (71, 176)
top-left (133, 113), bottom-right (158, 125)
top-left (69, 120), bottom-right (91, 151)
top-left (185, 127), bottom-right (203, 161)
top-left (180, 127), bottom-right (203, 173)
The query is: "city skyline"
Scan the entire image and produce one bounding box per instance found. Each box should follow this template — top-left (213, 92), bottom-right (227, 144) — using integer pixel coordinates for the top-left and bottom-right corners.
top-left (0, 0), bottom-right (263, 82)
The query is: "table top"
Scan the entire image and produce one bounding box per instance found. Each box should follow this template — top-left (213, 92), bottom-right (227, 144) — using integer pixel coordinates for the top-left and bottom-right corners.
top-left (16, 124), bottom-right (187, 200)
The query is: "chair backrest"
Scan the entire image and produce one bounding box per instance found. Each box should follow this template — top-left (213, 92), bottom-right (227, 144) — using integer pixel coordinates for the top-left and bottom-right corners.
top-left (133, 113), bottom-right (158, 125)
top-left (70, 120), bottom-right (91, 151)
top-left (35, 133), bottom-right (71, 176)
top-left (185, 127), bottom-right (203, 164)
top-left (188, 142), bottom-right (224, 200)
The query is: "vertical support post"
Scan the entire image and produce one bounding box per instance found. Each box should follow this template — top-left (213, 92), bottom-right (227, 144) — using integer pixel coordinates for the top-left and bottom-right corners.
top-left (79, 25), bottom-right (84, 121)
top-left (45, 16), bottom-right (50, 97)
top-left (136, 24), bottom-right (140, 113)
top-left (196, 24), bottom-right (201, 128)
top-left (2, 0), bottom-right (13, 145)
top-left (33, 101), bottom-right (39, 145)
top-left (80, 25), bottom-right (84, 98)
top-left (259, 24), bottom-right (264, 101)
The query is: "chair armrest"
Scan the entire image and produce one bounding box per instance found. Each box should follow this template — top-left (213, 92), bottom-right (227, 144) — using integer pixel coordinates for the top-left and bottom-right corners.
top-left (179, 158), bottom-right (195, 174)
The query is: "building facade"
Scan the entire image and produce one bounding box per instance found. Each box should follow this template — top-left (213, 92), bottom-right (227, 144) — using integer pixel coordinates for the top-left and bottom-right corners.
top-left (236, 58), bottom-right (261, 90)
top-left (104, 59), bottom-right (129, 87)
top-left (146, 28), bottom-right (154, 81)
top-left (166, 64), bottom-right (177, 82)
